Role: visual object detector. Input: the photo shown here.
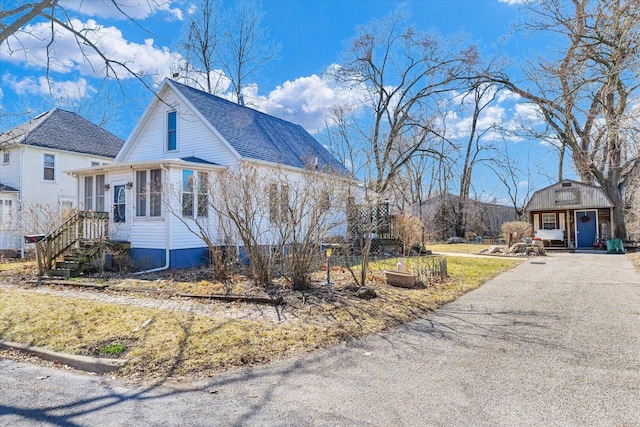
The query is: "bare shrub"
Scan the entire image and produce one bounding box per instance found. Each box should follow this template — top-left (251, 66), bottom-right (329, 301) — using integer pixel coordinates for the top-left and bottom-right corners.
top-left (501, 221), bottom-right (532, 248)
top-left (393, 214), bottom-right (423, 256)
top-left (412, 256), bottom-right (448, 286)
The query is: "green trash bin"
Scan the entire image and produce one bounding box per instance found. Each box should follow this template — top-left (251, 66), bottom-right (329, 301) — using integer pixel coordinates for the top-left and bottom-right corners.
top-left (606, 238), bottom-right (625, 254)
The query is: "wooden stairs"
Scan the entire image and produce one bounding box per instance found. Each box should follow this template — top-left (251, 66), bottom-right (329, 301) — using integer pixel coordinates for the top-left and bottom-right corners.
top-left (34, 211), bottom-right (109, 278)
top-left (48, 243), bottom-right (105, 278)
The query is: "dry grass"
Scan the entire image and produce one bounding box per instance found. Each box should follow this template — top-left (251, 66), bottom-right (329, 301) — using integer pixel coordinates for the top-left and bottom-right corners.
top-left (0, 260), bottom-right (35, 272)
top-left (626, 252), bottom-right (640, 269)
top-left (0, 254), bottom-right (522, 382)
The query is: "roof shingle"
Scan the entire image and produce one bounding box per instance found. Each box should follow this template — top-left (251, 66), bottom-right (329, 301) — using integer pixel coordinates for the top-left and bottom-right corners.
top-left (169, 80), bottom-right (348, 174)
top-left (0, 109), bottom-right (123, 158)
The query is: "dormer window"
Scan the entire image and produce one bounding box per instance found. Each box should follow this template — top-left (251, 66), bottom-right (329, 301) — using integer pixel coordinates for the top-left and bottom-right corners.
top-left (167, 111), bottom-right (177, 151)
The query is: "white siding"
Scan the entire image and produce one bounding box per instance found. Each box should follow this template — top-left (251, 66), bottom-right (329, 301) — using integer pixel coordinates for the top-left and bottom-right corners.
top-left (20, 146), bottom-right (112, 207)
top-left (130, 219), bottom-right (167, 249)
top-left (0, 146), bottom-right (21, 189)
top-left (165, 167), bottom-right (220, 250)
top-left (122, 89), bottom-right (238, 166)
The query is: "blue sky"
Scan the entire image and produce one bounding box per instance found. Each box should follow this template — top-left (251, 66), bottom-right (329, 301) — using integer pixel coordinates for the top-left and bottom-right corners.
top-left (0, 0), bottom-right (567, 204)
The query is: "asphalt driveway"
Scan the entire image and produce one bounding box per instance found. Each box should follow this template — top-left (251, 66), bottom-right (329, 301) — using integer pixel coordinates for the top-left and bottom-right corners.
top-left (1, 252), bottom-right (639, 426)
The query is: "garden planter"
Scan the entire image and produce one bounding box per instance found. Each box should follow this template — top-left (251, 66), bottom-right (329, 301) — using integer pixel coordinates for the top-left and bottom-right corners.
top-left (384, 270), bottom-right (418, 288)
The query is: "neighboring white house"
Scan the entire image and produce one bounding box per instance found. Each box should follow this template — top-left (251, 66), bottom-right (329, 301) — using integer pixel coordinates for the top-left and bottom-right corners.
top-left (70, 79), bottom-right (351, 269)
top-left (0, 109), bottom-right (124, 254)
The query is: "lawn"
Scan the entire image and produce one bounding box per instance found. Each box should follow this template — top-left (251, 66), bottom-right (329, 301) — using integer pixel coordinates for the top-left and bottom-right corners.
top-left (0, 254), bottom-right (522, 382)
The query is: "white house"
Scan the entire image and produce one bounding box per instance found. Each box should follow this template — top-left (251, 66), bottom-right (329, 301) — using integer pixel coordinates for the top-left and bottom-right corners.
top-left (70, 79), bottom-right (351, 270)
top-left (0, 109), bottom-right (123, 254)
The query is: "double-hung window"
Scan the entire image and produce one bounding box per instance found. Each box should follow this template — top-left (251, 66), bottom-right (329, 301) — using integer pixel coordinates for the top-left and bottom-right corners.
top-left (136, 169), bottom-right (162, 217)
top-left (0, 199), bottom-right (12, 227)
top-left (2, 152), bottom-right (9, 165)
top-left (269, 183), bottom-right (290, 223)
top-left (95, 175), bottom-right (105, 211)
top-left (83, 174), bottom-right (106, 211)
top-left (182, 170), bottom-right (208, 218)
top-left (167, 111), bottom-right (177, 151)
top-left (182, 170), bottom-right (194, 217)
top-left (43, 154), bottom-right (55, 181)
top-left (84, 176), bottom-right (94, 209)
top-left (542, 213), bottom-right (557, 230)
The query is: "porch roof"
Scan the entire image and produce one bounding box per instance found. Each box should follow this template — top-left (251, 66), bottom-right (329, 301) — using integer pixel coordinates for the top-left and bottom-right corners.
top-left (0, 183), bottom-right (19, 193)
top-left (66, 158), bottom-right (226, 176)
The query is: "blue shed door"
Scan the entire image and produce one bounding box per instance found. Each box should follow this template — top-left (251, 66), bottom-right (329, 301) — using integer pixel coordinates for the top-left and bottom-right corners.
top-left (576, 210), bottom-right (597, 248)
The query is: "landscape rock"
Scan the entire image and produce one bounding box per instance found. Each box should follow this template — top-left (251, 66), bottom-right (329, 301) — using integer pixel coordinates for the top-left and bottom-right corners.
top-left (356, 287), bottom-right (377, 300)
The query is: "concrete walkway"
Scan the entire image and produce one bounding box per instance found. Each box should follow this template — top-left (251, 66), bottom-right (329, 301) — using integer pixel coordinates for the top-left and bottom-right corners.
top-left (1, 253), bottom-right (639, 426)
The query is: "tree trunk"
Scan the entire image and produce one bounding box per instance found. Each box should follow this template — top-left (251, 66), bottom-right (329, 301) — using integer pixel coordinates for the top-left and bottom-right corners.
top-left (602, 182), bottom-right (627, 240)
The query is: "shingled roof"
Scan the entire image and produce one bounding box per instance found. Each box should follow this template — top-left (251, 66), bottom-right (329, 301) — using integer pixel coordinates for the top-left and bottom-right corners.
top-left (0, 109), bottom-right (124, 158)
top-left (0, 183), bottom-right (19, 193)
top-left (168, 79), bottom-right (348, 174)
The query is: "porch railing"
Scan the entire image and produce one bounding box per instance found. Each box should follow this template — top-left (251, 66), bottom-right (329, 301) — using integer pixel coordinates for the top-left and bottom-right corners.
top-left (35, 211), bottom-right (109, 276)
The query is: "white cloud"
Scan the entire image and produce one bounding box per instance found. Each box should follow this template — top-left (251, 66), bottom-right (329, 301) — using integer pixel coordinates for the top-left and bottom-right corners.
top-left (3, 74), bottom-right (94, 100)
top-left (514, 103), bottom-right (544, 125)
top-left (248, 70), bottom-right (368, 133)
top-left (60, 0), bottom-right (183, 20)
top-left (497, 89), bottom-right (521, 103)
top-left (0, 19), bottom-right (177, 81)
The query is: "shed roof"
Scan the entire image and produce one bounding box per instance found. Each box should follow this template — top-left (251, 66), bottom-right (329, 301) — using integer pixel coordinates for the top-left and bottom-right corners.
top-left (0, 108), bottom-right (124, 158)
top-left (525, 179), bottom-right (613, 211)
top-left (168, 79), bottom-right (349, 174)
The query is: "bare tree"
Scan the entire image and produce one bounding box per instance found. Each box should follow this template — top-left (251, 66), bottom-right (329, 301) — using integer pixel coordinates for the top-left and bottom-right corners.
top-left (331, 6), bottom-right (477, 197)
top-left (1, 1), bottom-right (160, 106)
top-left (491, 0), bottom-right (640, 240)
top-left (488, 141), bottom-right (536, 220)
top-left (454, 81), bottom-right (500, 237)
top-left (327, 7), bottom-right (478, 286)
top-left (173, 0), bottom-right (226, 94)
top-left (173, 0), bottom-right (279, 104)
top-left (219, 0), bottom-right (280, 105)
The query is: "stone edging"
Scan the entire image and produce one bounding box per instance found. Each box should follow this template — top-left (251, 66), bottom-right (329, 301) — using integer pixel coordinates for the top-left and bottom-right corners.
top-left (0, 340), bottom-right (127, 373)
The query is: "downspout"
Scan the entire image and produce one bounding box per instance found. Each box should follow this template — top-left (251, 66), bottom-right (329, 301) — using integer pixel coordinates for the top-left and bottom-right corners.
top-left (18, 146), bottom-right (25, 258)
top-left (133, 163), bottom-right (171, 275)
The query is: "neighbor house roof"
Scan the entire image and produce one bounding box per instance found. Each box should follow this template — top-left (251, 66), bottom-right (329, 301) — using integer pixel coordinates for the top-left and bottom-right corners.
top-left (0, 108), bottom-right (124, 158)
top-left (168, 79), bottom-right (349, 174)
top-left (0, 183), bottom-right (19, 193)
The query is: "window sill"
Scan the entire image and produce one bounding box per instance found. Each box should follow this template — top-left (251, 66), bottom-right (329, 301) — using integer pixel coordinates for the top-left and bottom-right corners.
top-left (134, 216), bottom-right (165, 221)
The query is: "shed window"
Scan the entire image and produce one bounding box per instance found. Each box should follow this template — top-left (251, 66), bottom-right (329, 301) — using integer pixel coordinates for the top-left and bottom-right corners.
top-left (541, 213), bottom-right (556, 230)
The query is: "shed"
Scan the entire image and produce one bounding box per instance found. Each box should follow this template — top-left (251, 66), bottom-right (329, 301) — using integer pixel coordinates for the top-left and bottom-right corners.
top-left (525, 179), bottom-right (614, 249)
